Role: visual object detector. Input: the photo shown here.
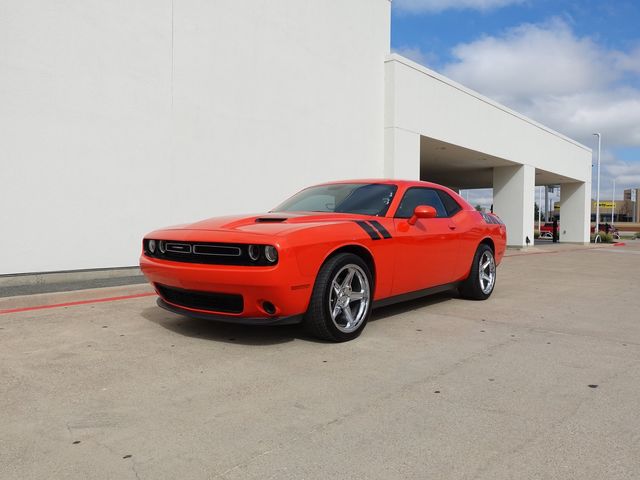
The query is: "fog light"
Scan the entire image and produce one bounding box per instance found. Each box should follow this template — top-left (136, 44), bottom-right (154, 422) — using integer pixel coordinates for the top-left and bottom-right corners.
top-left (264, 246), bottom-right (278, 263)
top-left (148, 239), bottom-right (156, 254)
top-left (263, 301), bottom-right (276, 315)
top-left (248, 244), bottom-right (260, 261)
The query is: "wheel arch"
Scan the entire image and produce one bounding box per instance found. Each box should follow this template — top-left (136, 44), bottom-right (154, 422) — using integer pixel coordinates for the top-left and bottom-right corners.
top-left (458, 236), bottom-right (497, 300)
top-left (479, 237), bottom-right (495, 254)
top-left (324, 244), bottom-right (376, 294)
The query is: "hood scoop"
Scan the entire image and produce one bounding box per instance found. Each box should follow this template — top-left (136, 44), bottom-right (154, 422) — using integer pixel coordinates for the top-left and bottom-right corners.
top-left (255, 217), bottom-right (288, 223)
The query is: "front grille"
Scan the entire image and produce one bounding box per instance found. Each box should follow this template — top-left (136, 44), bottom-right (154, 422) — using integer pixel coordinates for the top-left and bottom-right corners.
top-left (144, 240), bottom-right (276, 266)
top-left (192, 245), bottom-right (241, 256)
top-left (156, 284), bottom-right (243, 314)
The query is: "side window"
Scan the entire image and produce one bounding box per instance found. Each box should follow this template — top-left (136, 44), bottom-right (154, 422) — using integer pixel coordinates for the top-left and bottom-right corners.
top-left (436, 190), bottom-right (462, 217)
top-left (395, 188), bottom-right (448, 218)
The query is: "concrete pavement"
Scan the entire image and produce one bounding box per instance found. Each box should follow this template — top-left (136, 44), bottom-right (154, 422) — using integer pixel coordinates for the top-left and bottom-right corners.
top-left (1, 242), bottom-right (639, 479)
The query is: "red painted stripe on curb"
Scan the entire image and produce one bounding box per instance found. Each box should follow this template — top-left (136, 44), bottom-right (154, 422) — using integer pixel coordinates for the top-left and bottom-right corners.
top-left (504, 251), bottom-right (560, 257)
top-left (504, 246), bottom-right (611, 258)
top-left (0, 292), bottom-right (156, 315)
top-left (613, 242), bottom-right (626, 247)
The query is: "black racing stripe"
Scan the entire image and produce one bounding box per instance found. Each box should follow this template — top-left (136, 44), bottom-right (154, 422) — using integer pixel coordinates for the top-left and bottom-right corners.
top-left (353, 220), bottom-right (381, 240)
top-left (368, 220), bottom-right (392, 239)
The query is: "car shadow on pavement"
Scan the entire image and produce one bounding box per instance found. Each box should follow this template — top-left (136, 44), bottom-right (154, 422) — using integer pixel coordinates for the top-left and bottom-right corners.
top-left (141, 290), bottom-right (457, 345)
top-left (141, 306), bottom-right (302, 346)
top-left (369, 291), bottom-right (456, 323)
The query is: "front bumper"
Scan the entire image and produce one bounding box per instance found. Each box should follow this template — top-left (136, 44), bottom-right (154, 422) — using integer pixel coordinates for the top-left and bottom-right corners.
top-left (140, 254), bottom-right (314, 321)
top-left (157, 298), bottom-right (303, 325)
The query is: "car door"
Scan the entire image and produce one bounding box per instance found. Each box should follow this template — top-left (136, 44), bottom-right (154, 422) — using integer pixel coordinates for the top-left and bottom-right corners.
top-left (390, 187), bottom-right (461, 295)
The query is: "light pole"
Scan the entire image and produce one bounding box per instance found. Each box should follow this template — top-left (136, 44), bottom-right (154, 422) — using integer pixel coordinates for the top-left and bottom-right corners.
top-left (611, 178), bottom-right (616, 225)
top-left (593, 133), bottom-right (602, 233)
top-left (544, 186), bottom-right (549, 221)
top-left (538, 186), bottom-right (542, 232)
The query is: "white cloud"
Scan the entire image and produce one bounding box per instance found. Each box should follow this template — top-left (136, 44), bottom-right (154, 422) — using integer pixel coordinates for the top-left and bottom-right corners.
top-left (437, 18), bottom-right (640, 150)
top-left (426, 18), bottom-right (640, 196)
top-left (442, 19), bottom-right (614, 100)
top-left (397, 18), bottom-right (640, 196)
top-left (599, 159), bottom-right (640, 198)
top-left (523, 89), bottom-right (640, 148)
top-left (394, 0), bottom-right (524, 13)
top-left (615, 45), bottom-right (640, 75)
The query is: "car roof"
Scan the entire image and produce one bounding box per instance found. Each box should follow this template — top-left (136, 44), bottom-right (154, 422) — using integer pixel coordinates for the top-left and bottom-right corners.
top-left (296, 178), bottom-right (475, 210)
top-left (313, 179), bottom-right (446, 189)
top-left (309, 179), bottom-right (476, 212)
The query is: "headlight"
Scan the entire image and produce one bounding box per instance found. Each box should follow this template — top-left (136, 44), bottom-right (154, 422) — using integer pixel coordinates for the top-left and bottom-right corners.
top-left (148, 239), bottom-right (156, 254)
top-left (159, 240), bottom-right (166, 254)
top-left (248, 245), bottom-right (260, 261)
top-left (264, 245), bottom-right (278, 263)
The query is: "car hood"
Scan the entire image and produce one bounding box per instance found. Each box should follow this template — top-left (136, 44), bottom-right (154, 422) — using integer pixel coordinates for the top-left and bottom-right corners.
top-left (153, 212), bottom-right (371, 238)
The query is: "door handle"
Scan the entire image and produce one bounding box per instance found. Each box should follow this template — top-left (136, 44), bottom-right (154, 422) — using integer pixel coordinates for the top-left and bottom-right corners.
top-left (448, 224), bottom-right (457, 230)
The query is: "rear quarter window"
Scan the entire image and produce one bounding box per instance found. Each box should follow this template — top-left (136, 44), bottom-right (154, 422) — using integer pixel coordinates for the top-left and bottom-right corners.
top-left (436, 190), bottom-right (462, 217)
top-left (481, 212), bottom-right (503, 225)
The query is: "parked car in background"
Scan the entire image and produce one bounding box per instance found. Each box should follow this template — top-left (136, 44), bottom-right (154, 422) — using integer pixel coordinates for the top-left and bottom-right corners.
top-left (591, 223), bottom-right (619, 236)
top-left (540, 222), bottom-right (556, 233)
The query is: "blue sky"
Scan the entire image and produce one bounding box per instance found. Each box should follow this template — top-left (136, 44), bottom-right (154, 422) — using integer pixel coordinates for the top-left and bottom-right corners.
top-left (391, 0), bottom-right (640, 203)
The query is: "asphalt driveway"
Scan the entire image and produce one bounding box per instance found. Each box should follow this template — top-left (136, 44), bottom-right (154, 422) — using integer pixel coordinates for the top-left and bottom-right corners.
top-left (1, 242), bottom-right (639, 479)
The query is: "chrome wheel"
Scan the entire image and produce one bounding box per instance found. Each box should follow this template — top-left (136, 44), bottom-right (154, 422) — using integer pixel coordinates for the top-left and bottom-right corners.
top-left (478, 250), bottom-right (496, 294)
top-left (328, 264), bottom-right (370, 333)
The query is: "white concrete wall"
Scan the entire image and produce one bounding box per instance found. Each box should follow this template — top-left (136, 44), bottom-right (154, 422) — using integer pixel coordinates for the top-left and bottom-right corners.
top-left (0, 0), bottom-right (391, 274)
top-left (493, 165), bottom-right (535, 247)
top-left (560, 182), bottom-right (592, 244)
top-left (385, 55), bottom-right (592, 183)
top-left (384, 128), bottom-right (420, 179)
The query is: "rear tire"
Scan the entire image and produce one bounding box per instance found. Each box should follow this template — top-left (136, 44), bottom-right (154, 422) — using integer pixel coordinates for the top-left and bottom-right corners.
top-left (459, 244), bottom-right (496, 300)
top-left (304, 253), bottom-right (373, 342)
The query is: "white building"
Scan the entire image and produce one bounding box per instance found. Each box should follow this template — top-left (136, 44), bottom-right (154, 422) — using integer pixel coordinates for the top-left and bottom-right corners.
top-left (0, 0), bottom-right (591, 276)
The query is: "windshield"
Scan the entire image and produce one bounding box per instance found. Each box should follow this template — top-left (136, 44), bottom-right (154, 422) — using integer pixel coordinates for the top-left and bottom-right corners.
top-left (273, 183), bottom-right (397, 217)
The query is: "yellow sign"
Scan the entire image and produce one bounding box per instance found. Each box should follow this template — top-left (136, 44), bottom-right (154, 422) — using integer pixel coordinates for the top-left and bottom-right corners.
top-left (596, 201), bottom-right (615, 208)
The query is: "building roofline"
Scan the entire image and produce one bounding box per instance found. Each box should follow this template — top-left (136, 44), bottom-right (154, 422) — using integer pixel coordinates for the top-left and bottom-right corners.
top-left (386, 53), bottom-right (592, 153)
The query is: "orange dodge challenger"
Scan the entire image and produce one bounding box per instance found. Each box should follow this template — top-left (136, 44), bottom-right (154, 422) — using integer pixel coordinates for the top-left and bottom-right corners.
top-left (140, 180), bottom-right (506, 342)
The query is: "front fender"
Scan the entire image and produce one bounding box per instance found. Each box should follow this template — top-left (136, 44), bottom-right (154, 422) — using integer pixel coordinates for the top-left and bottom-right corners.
top-left (285, 223), bottom-right (395, 300)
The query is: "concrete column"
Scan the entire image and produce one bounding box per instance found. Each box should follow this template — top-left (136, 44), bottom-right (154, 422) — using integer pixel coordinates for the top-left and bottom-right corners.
top-left (493, 164), bottom-right (535, 247)
top-left (560, 181), bottom-right (591, 244)
top-left (384, 128), bottom-right (420, 179)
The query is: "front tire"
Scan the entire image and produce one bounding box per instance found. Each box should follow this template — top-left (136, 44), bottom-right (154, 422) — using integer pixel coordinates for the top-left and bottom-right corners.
top-left (304, 253), bottom-right (373, 342)
top-left (459, 244), bottom-right (496, 300)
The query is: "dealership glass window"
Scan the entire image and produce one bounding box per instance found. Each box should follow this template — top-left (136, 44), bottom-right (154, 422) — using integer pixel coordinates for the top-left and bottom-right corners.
top-left (395, 188), bottom-right (449, 218)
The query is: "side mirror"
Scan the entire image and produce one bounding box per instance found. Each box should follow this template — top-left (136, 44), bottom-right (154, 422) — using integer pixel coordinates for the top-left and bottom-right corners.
top-left (408, 205), bottom-right (437, 225)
